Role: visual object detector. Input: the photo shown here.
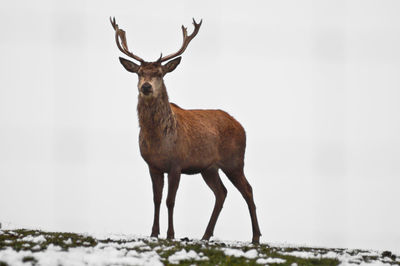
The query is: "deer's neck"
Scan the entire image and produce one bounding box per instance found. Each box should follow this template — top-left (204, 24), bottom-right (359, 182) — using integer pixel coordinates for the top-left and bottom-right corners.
top-left (137, 83), bottom-right (176, 140)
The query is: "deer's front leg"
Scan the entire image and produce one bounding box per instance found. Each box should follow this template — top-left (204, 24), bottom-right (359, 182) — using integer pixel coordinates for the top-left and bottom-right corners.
top-left (166, 168), bottom-right (181, 239)
top-left (149, 167), bottom-right (164, 238)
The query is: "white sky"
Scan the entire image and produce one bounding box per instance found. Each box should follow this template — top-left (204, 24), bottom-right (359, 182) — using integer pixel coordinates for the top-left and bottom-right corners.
top-left (0, 0), bottom-right (399, 253)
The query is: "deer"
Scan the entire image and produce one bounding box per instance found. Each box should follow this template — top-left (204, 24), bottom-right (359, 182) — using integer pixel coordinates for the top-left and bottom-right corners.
top-left (110, 17), bottom-right (261, 244)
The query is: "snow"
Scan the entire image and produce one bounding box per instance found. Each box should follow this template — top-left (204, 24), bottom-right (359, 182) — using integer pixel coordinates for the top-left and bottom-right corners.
top-left (244, 249), bottom-right (258, 259)
top-left (96, 240), bottom-right (146, 249)
top-left (222, 248), bottom-right (258, 259)
top-left (21, 235), bottom-right (47, 243)
top-left (31, 244), bottom-right (41, 251)
top-left (279, 249), bottom-right (398, 266)
top-left (222, 248), bottom-right (284, 264)
top-left (47, 244), bottom-right (62, 251)
top-left (167, 249), bottom-right (209, 264)
top-left (223, 247), bottom-right (245, 257)
top-left (1, 228), bottom-right (399, 266)
top-left (92, 232), bottom-right (141, 242)
top-left (323, 251), bottom-right (339, 258)
top-left (279, 250), bottom-right (317, 259)
top-left (256, 257), bottom-right (286, 264)
top-left (0, 245), bottom-right (163, 266)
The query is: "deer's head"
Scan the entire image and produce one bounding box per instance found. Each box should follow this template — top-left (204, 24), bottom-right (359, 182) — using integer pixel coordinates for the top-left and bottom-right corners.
top-left (110, 17), bottom-right (202, 98)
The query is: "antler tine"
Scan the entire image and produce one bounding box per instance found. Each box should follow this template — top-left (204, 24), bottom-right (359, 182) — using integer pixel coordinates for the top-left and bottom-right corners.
top-left (160, 18), bottom-right (202, 62)
top-left (110, 17), bottom-right (144, 63)
top-left (156, 53), bottom-right (163, 63)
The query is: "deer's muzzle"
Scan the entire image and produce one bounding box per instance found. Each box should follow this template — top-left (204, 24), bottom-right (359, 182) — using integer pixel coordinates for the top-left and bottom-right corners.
top-left (141, 82), bottom-right (153, 95)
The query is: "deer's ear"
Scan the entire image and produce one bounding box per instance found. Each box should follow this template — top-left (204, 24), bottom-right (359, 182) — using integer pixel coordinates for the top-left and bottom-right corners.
top-left (162, 57), bottom-right (181, 74)
top-left (119, 57), bottom-right (140, 73)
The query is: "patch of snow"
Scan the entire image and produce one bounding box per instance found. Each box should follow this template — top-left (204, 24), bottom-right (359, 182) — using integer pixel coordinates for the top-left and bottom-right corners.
top-left (244, 249), bottom-right (258, 259)
top-left (279, 250), bottom-right (319, 259)
top-left (162, 245), bottom-right (175, 251)
top-left (356, 250), bottom-right (381, 257)
top-left (280, 249), bottom-right (388, 266)
top-left (139, 246), bottom-right (151, 251)
top-left (223, 248), bottom-right (245, 257)
top-left (382, 257), bottom-right (394, 262)
top-left (168, 249), bottom-right (208, 264)
top-left (47, 244), bottom-right (62, 251)
top-left (21, 235), bottom-right (46, 243)
top-left (339, 261), bottom-right (392, 266)
top-left (0, 244), bottom-right (163, 266)
top-left (278, 249), bottom-right (397, 266)
top-left (222, 248), bottom-right (259, 259)
top-left (96, 240), bottom-right (146, 250)
top-left (64, 238), bottom-right (72, 245)
top-left (256, 257), bottom-right (286, 264)
top-left (0, 248), bottom-right (33, 266)
top-left (91, 232), bottom-right (142, 242)
top-left (31, 244), bottom-right (41, 251)
top-left (323, 251), bottom-right (340, 259)
top-left (126, 249), bottom-right (139, 256)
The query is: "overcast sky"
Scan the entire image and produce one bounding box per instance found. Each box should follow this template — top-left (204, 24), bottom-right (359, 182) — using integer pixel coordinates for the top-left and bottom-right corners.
top-left (1, 0), bottom-right (399, 253)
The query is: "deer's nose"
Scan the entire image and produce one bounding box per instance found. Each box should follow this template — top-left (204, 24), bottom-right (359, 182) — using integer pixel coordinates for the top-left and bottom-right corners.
top-left (141, 82), bottom-right (153, 95)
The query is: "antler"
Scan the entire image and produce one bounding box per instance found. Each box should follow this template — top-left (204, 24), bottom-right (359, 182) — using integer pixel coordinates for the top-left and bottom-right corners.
top-left (110, 17), bottom-right (144, 63)
top-left (160, 18), bottom-right (202, 62)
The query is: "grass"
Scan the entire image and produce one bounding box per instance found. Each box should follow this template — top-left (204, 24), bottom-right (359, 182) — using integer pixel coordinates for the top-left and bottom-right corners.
top-left (0, 228), bottom-right (399, 265)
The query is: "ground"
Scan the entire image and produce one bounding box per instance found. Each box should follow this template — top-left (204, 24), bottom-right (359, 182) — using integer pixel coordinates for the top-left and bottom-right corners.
top-left (0, 228), bottom-right (399, 266)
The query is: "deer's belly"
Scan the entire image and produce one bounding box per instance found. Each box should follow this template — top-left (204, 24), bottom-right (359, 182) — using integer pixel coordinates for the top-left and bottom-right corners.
top-left (181, 166), bottom-right (208, 175)
top-left (140, 144), bottom-right (218, 173)
top-left (179, 151), bottom-right (218, 174)
top-left (141, 152), bottom-right (215, 174)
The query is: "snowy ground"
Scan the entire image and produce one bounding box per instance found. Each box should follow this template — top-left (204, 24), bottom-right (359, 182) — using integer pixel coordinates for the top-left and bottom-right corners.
top-left (0, 226), bottom-right (399, 265)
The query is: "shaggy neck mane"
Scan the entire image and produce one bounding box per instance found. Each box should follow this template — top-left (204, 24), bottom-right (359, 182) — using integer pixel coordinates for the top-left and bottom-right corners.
top-left (137, 83), bottom-right (176, 139)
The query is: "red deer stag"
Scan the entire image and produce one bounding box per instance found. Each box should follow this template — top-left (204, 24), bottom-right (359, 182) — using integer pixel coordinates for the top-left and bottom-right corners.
top-left (110, 17), bottom-right (261, 244)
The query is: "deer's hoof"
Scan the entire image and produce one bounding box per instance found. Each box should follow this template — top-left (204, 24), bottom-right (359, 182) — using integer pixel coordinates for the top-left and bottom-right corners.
top-left (150, 228), bottom-right (159, 238)
top-left (167, 232), bottom-right (175, 240)
top-left (251, 236), bottom-right (260, 245)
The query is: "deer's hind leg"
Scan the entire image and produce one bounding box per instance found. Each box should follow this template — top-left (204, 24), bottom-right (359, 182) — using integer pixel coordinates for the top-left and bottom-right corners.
top-left (201, 167), bottom-right (227, 241)
top-left (222, 166), bottom-right (261, 244)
